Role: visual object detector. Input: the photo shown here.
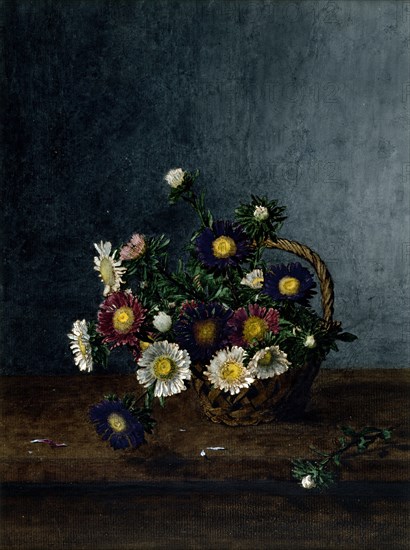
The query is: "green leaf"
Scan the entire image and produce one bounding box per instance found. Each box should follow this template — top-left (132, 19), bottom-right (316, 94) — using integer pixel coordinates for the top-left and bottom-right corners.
top-left (332, 454), bottom-right (341, 467)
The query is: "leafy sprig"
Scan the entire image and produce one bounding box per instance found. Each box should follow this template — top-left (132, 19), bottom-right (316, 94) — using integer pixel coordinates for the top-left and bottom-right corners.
top-left (292, 425), bottom-right (393, 490)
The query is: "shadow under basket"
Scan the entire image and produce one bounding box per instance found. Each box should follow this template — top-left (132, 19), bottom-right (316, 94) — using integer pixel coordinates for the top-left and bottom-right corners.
top-left (192, 237), bottom-right (340, 427)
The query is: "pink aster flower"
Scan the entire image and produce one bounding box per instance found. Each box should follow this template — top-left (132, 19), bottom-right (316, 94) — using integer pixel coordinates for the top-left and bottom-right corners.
top-left (120, 233), bottom-right (146, 261)
top-left (227, 304), bottom-right (279, 348)
top-left (97, 291), bottom-right (146, 348)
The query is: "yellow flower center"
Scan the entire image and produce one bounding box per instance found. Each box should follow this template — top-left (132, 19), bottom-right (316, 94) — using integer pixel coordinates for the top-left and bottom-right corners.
top-left (107, 412), bottom-right (127, 433)
top-left (193, 319), bottom-right (217, 346)
top-left (153, 356), bottom-right (176, 379)
top-left (258, 351), bottom-right (273, 367)
top-left (212, 236), bottom-right (237, 259)
top-left (113, 307), bottom-right (135, 333)
top-left (100, 257), bottom-right (116, 286)
top-left (278, 276), bottom-right (301, 296)
top-left (140, 341), bottom-right (151, 351)
top-left (220, 360), bottom-right (243, 382)
top-left (77, 335), bottom-right (87, 357)
top-left (243, 316), bottom-right (267, 342)
top-left (251, 277), bottom-right (264, 288)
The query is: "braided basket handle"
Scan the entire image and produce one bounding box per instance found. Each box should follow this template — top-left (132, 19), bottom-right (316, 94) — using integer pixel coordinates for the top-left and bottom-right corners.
top-left (264, 238), bottom-right (335, 326)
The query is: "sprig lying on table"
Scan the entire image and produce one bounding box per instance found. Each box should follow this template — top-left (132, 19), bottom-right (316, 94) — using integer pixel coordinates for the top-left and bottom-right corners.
top-left (292, 425), bottom-right (393, 489)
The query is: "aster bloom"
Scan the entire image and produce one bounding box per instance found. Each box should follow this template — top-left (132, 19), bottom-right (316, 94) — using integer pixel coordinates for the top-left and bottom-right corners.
top-left (204, 346), bottom-right (254, 395)
top-left (89, 399), bottom-right (145, 450)
top-left (119, 233), bottom-right (146, 261)
top-left (248, 345), bottom-right (291, 380)
top-left (227, 304), bottom-right (279, 348)
top-left (174, 302), bottom-right (233, 363)
top-left (263, 262), bottom-right (316, 304)
top-left (97, 291), bottom-right (146, 348)
top-left (137, 340), bottom-right (191, 398)
top-left (240, 269), bottom-right (264, 289)
top-left (164, 168), bottom-right (186, 188)
top-left (94, 241), bottom-right (127, 296)
top-left (67, 319), bottom-right (93, 372)
top-left (195, 220), bottom-right (252, 272)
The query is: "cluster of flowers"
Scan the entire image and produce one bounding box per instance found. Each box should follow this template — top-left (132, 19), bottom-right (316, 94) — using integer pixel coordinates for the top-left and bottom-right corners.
top-left (68, 168), bottom-right (351, 451)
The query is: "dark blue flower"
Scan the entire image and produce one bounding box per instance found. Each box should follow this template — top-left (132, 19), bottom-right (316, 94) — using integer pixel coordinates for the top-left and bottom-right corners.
top-left (263, 262), bottom-right (316, 305)
top-left (89, 399), bottom-right (145, 450)
top-left (174, 302), bottom-right (233, 363)
top-left (195, 220), bottom-right (251, 271)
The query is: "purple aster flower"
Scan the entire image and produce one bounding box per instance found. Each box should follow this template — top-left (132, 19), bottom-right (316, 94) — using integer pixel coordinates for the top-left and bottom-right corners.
top-left (195, 220), bottom-right (252, 271)
top-left (89, 399), bottom-right (145, 450)
top-left (263, 262), bottom-right (316, 304)
top-left (174, 302), bottom-right (233, 363)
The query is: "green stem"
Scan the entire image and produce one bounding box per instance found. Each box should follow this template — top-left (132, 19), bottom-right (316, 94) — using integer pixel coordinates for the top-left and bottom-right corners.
top-left (182, 191), bottom-right (209, 228)
top-left (317, 429), bottom-right (391, 468)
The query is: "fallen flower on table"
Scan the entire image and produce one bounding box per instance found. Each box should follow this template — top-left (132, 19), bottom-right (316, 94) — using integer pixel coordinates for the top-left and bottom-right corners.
top-left (291, 425), bottom-right (394, 490)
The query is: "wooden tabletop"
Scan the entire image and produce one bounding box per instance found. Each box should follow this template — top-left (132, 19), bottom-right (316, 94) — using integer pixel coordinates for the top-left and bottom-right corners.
top-left (1, 369), bottom-right (409, 549)
top-left (1, 369), bottom-right (409, 484)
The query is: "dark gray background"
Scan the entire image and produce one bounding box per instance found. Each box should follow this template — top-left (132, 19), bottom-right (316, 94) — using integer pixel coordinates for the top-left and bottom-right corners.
top-left (1, 0), bottom-right (409, 374)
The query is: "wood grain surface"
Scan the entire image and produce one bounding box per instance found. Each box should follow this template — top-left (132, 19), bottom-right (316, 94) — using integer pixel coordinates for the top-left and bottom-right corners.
top-left (1, 370), bottom-right (409, 549)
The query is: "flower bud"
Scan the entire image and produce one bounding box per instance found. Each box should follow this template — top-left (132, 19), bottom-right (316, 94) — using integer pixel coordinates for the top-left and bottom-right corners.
top-left (165, 168), bottom-right (185, 189)
top-left (301, 475), bottom-right (317, 489)
top-left (304, 335), bottom-right (316, 348)
top-left (153, 311), bottom-right (173, 332)
top-left (253, 205), bottom-right (269, 221)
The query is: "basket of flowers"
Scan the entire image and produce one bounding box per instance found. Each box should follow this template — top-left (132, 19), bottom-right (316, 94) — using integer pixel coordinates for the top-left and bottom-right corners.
top-left (68, 169), bottom-right (356, 449)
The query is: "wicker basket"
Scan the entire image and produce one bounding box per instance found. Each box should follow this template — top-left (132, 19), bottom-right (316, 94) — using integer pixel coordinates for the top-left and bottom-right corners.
top-left (192, 238), bottom-right (340, 426)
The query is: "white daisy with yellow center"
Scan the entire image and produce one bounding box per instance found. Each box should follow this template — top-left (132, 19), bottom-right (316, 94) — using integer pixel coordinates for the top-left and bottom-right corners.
top-left (240, 269), bottom-right (264, 289)
top-left (67, 319), bottom-right (93, 372)
top-left (204, 346), bottom-right (254, 395)
top-left (137, 340), bottom-right (192, 398)
top-left (94, 241), bottom-right (127, 296)
top-left (248, 345), bottom-right (291, 380)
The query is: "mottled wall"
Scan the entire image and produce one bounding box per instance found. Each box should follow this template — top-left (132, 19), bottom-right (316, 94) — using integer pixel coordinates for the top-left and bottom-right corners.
top-left (2, 0), bottom-right (409, 374)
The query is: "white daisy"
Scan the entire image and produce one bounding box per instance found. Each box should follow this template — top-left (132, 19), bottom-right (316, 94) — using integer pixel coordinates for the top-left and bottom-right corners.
top-left (164, 168), bottom-right (185, 188)
top-left (67, 319), bottom-right (93, 372)
top-left (240, 269), bottom-right (264, 289)
top-left (93, 241), bottom-right (127, 296)
top-left (248, 345), bottom-right (291, 380)
top-left (204, 346), bottom-right (254, 395)
top-left (137, 340), bottom-right (191, 398)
